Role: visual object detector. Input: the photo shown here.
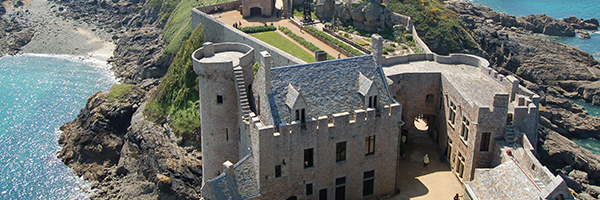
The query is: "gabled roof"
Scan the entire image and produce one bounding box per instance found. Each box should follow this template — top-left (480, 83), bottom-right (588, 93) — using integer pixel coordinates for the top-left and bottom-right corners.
top-left (269, 55), bottom-right (394, 125)
top-left (285, 84), bottom-right (307, 109)
top-left (358, 72), bottom-right (378, 97)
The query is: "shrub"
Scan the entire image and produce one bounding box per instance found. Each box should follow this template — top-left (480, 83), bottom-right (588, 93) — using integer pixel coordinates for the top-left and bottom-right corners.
top-left (356, 40), bottom-right (370, 46)
top-left (384, 46), bottom-right (395, 52)
top-left (253, 62), bottom-right (261, 77)
top-left (104, 84), bottom-right (137, 103)
top-left (145, 25), bottom-right (205, 136)
top-left (383, 49), bottom-right (389, 54)
top-left (404, 33), bottom-right (413, 42)
top-left (304, 26), bottom-right (364, 56)
top-left (279, 26), bottom-right (335, 59)
top-left (413, 47), bottom-right (423, 53)
top-left (239, 25), bottom-right (276, 33)
top-left (407, 40), bottom-right (416, 46)
top-left (390, 43), bottom-right (396, 47)
top-left (343, 33), bottom-right (349, 38)
top-left (389, 0), bottom-right (480, 55)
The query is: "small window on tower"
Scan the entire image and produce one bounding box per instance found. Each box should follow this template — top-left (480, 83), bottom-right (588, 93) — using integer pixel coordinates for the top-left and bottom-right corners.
top-left (217, 95), bottom-right (223, 104)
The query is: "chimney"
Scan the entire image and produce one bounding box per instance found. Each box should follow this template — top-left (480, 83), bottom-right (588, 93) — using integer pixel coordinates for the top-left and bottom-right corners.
top-left (371, 34), bottom-right (384, 66)
top-left (204, 42), bottom-right (214, 57)
top-left (260, 51), bottom-right (272, 94)
top-left (315, 51), bottom-right (327, 62)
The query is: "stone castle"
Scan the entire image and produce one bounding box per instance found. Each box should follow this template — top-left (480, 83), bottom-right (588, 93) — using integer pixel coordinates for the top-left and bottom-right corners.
top-left (190, 3), bottom-right (574, 200)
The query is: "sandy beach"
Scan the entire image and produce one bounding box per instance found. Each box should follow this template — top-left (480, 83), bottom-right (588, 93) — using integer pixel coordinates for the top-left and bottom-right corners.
top-left (5, 0), bottom-right (115, 61)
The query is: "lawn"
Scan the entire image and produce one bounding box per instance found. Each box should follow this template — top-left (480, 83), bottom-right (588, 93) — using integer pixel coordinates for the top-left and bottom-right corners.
top-left (250, 31), bottom-right (314, 63)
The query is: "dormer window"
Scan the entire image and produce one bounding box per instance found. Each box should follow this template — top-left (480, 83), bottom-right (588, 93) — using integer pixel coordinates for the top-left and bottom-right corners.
top-left (286, 84), bottom-right (308, 125)
top-left (358, 73), bottom-right (379, 110)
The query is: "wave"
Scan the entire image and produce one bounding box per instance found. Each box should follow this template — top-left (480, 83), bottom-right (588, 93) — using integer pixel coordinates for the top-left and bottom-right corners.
top-left (1, 53), bottom-right (120, 84)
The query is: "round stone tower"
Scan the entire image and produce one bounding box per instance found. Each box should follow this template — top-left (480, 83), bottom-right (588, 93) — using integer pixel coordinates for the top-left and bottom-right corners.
top-left (192, 42), bottom-right (255, 184)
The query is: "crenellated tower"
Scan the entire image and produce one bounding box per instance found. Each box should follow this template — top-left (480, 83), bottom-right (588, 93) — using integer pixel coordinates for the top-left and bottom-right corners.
top-left (192, 42), bottom-right (255, 184)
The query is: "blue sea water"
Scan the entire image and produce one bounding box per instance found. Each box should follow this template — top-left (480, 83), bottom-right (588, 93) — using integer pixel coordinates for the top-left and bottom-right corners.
top-left (0, 54), bottom-right (116, 199)
top-left (470, 0), bottom-right (600, 61)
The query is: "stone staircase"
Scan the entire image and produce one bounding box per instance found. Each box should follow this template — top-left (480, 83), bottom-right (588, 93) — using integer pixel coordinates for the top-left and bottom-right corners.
top-left (234, 67), bottom-right (251, 120)
top-left (505, 125), bottom-right (517, 146)
top-left (532, 178), bottom-right (546, 190)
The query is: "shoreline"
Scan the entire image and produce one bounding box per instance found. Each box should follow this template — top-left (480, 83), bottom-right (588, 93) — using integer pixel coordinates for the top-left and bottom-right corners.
top-left (5, 0), bottom-right (116, 61)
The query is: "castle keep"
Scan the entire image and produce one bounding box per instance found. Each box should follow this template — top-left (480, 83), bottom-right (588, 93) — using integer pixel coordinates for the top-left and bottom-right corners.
top-left (191, 5), bottom-right (573, 200)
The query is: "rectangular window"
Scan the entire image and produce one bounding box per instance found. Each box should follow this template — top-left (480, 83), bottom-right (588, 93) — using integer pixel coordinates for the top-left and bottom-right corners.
top-left (336, 142), bottom-right (346, 162)
top-left (319, 189), bottom-right (327, 200)
top-left (363, 170), bottom-right (375, 197)
top-left (365, 136), bottom-right (375, 156)
top-left (461, 117), bottom-right (470, 141)
top-left (275, 165), bottom-right (281, 178)
top-left (306, 183), bottom-right (313, 196)
top-left (368, 96), bottom-right (373, 108)
top-left (335, 177), bottom-right (346, 200)
top-left (294, 108), bottom-right (307, 123)
top-left (480, 132), bottom-right (491, 152)
top-left (304, 148), bottom-right (314, 168)
top-left (226, 128), bottom-right (229, 141)
top-left (449, 101), bottom-right (456, 124)
top-left (217, 95), bottom-right (223, 104)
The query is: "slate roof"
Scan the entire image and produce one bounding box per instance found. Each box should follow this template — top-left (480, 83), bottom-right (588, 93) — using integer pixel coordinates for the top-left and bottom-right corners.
top-left (465, 159), bottom-right (542, 200)
top-left (202, 152), bottom-right (260, 200)
top-left (269, 55), bottom-right (394, 125)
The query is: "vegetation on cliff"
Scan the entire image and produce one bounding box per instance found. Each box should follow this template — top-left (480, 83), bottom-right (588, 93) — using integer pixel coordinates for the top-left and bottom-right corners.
top-left (145, 25), bottom-right (205, 136)
top-left (388, 0), bottom-right (480, 55)
top-left (162, 0), bottom-right (230, 54)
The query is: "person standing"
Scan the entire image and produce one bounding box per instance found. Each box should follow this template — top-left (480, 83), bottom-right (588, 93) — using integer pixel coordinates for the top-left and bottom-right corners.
top-left (423, 154), bottom-right (429, 167)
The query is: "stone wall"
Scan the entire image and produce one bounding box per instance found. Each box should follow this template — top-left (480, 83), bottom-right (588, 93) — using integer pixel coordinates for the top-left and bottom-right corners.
top-left (192, 8), bottom-right (306, 67)
top-left (196, 1), bottom-right (241, 14)
top-left (241, 0), bottom-right (273, 17)
top-left (250, 104), bottom-right (402, 199)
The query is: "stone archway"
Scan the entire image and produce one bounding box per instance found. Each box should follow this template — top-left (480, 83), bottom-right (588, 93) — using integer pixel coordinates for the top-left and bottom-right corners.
top-left (250, 7), bottom-right (262, 16)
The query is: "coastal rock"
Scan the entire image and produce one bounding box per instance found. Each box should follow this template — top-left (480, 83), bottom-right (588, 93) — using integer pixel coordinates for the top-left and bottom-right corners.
top-left (107, 27), bottom-right (171, 84)
top-left (539, 128), bottom-right (600, 190)
top-left (564, 16), bottom-right (599, 31)
top-left (58, 85), bottom-right (145, 181)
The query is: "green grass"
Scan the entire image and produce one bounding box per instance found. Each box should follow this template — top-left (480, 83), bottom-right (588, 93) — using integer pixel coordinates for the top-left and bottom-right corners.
top-left (293, 4), bottom-right (318, 20)
top-left (145, 25), bottom-right (205, 136)
top-left (279, 27), bottom-right (335, 60)
top-left (389, 0), bottom-right (480, 55)
top-left (104, 84), bottom-right (137, 103)
top-left (163, 0), bottom-right (232, 54)
top-left (250, 31), bottom-right (315, 63)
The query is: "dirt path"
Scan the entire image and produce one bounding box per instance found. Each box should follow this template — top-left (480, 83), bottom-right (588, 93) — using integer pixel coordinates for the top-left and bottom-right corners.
top-left (389, 130), bottom-right (464, 200)
top-left (217, 11), bottom-right (347, 59)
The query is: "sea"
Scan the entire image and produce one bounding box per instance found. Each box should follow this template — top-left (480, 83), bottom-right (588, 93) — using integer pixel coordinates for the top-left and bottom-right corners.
top-left (469, 0), bottom-right (600, 62)
top-left (0, 54), bottom-right (116, 199)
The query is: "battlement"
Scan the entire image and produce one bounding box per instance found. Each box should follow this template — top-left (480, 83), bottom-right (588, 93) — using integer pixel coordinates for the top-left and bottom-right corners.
top-left (192, 42), bottom-right (254, 76)
top-left (270, 103), bottom-right (401, 137)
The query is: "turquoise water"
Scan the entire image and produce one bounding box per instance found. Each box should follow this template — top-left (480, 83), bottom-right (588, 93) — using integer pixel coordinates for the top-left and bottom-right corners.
top-left (0, 54), bottom-right (116, 199)
top-left (470, 0), bottom-right (600, 61)
top-left (569, 98), bottom-right (600, 117)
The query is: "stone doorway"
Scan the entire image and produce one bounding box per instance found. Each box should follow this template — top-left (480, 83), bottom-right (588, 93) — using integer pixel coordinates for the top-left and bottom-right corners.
top-left (250, 7), bottom-right (262, 16)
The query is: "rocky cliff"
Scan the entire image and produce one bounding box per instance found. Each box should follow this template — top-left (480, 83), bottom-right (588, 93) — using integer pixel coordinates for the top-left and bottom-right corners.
top-left (58, 87), bottom-right (203, 199)
top-left (446, 1), bottom-right (600, 198)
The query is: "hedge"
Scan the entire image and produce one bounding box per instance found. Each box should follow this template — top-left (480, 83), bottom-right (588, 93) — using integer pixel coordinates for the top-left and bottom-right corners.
top-left (239, 25), bottom-right (277, 34)
top-left (304, 26), bottom-right (364, 56)
top-left (279, 27), bottom-right (335, 60)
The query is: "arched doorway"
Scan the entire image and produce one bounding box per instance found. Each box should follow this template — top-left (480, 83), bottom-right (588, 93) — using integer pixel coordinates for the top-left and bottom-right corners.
top-left (286, 196), bottom-right (298, 200)
top-left (250, 7), bottom-right (262, 16)
top-left (414, 114), bottom-right (429, 131)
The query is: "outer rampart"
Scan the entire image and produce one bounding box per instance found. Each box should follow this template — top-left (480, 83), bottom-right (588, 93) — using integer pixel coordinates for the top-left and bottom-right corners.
top-left (191, 9), bottom-right (306, 67)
